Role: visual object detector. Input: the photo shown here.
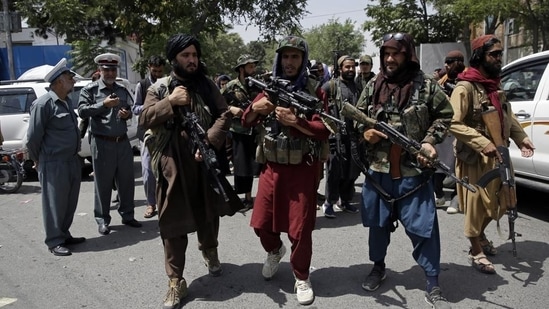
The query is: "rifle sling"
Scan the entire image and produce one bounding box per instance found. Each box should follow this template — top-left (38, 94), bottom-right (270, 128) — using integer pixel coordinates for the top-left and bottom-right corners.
top-left (350, 141), bottom-right (433, 231)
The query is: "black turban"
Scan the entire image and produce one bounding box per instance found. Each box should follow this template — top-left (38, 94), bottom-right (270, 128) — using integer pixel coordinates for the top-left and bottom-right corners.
top-left (166, 33), bottom-right (201, 62)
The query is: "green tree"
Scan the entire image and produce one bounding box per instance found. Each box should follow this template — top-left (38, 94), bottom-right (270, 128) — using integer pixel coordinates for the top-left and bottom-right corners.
top-left (363, 0), bottom-right (464, 46)
top-left (363, 0), bottom-right (430, 46)
top-left (304, 18), bottom-right (365, 65)
top-left (201, 32), bottom-right (246, 78)
top-left (432, 0), bottom-right (546, 54)
top-left (16, 0), bottom-right (309, 75)
top-left (512, 0), bottom-right (549, 52)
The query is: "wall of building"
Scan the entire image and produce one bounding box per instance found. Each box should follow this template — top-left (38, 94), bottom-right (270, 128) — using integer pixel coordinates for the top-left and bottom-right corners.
top-left (0, 25), bottom-right (140, 83)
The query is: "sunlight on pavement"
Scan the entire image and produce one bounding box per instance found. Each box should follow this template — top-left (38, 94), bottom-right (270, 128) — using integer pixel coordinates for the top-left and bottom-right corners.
top-left (0, 298), bottom-right (17, 307)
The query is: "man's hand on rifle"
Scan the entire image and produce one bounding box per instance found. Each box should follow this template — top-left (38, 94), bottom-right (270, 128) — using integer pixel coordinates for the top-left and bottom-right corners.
top-left (194, 149), bottom-right (203, 162)
top-left (519, 137), bottom-right (535, 158)
top-left (251, 96), bottom-right (276, 116)
top-left (275, 106), bottom-right (298, 127)
top-left (363, 128), bottom-right (387, 144)
top-left (481, 142), bottom-right (499, 158)
top-left (417, 143), bottom-right (437, 167)
top-left (169, 86), bottom-right (191, 106)
top-left (229, 106), bottom-right (243, 117)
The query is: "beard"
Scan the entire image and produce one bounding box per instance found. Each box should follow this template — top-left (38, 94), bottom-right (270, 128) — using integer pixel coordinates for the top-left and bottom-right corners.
top-left (341, 70), bottom-right (355, 81)
top-left (481, 61), bottom-right (501, 79)
top-left (243, 70), bottom-right (256, 78)
top-left (385, 62), bottom-right (404, 78)
top-left (173, 61), bottom-right (198, 79)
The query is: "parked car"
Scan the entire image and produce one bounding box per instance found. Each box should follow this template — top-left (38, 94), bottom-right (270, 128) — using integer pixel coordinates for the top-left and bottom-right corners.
top-left (0, 77), bottom-right (139, 171)
top-left (501, 50), bottom-right (549, 192)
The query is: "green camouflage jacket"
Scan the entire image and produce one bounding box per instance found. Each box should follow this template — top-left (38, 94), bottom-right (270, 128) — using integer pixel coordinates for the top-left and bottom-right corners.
top-left (222, 78), bottom-right (256, 135)
top-left (355, 71), bottom-right (453, 176)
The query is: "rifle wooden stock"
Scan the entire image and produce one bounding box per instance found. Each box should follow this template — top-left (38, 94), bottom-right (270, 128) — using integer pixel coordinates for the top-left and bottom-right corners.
top-left (482, 108), bottom-right (505, 150)
top-left (481, 107), bottom-right (518, 208)
top-left (481, 107), bottom-right (519, 257)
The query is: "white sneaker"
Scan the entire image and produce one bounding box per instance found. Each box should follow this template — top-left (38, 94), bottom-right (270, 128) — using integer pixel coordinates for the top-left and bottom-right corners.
top-left (262, 244), bottom-right (286, 280)
top-left (446, 196), bottom-right (459, 214)
top-left (295, 278), bottom-right (315, 305)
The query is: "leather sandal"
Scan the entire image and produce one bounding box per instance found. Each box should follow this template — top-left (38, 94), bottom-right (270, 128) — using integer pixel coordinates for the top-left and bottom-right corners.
top-left (480, 233), bottom-right (498, 256)
top-left (143, 205), bottom-right (157, 218)
top-left (468, 251), bottom-right (496, 274)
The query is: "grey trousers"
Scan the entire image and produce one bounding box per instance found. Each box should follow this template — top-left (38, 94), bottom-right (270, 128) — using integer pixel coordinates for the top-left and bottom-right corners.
top-left (39, 156), bottom-right (81, 248)
top-left (91, 137), bottom-right (135, 225)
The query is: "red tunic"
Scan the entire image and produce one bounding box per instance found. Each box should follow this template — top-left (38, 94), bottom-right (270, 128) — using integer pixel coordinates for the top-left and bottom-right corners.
top-left (242, 89), bottom-right (330, 279)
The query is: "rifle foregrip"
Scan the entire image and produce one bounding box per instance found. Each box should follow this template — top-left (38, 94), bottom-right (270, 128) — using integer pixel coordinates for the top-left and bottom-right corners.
top-left (339, 101), bottom-right (376, 128)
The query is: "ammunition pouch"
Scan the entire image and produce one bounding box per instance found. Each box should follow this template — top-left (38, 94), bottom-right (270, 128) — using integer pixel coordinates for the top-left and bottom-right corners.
top-left (401, 104), bottom-right (429, 142)
top-left (455, 139), bottom-right (479, 165)
top-left (263, 134), bottom-right (278, 163)
top-left (258, 132), bottom-right (319, 165)
top-left (276, 134), bottom-right (289, 164)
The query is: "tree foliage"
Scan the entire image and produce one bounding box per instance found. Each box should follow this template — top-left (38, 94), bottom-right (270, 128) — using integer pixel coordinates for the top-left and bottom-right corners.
top-left (361, 0), bottom-right (549, 54)
top-left (512, 0), bottom-right (549, 52)
top-left (303, 19), bottom-right (365, 65)
top-left (15, 0), bottom-right (309, 75)
top-left (201, 32), bottom-right (246, 78)
top-left (363, 0), bottom-right (462, 47)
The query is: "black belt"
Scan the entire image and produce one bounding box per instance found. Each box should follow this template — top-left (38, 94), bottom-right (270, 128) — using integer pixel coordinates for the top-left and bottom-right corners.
top-left (93, 134), bottom-right (128, 142)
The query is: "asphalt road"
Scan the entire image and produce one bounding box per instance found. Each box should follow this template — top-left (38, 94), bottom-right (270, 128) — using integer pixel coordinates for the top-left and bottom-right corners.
top-left (0, 156), bottom-right (548, 309)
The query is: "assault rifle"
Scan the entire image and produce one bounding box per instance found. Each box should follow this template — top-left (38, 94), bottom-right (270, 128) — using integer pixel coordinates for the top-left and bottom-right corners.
top-left (339, 101), bottom-right (477, 193)
top-left (245, 76), bottom-right (345, 128)
top-left (181, 108), bottom-right (229, 202)
top-left (223, 91), bottom-right (252, 111)
top-left (477, 107), bottom-right (520, 257)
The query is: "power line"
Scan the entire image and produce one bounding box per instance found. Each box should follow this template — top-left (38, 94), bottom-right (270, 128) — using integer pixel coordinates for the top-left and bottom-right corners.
top-left (303, 10), bottom-right (365, 20)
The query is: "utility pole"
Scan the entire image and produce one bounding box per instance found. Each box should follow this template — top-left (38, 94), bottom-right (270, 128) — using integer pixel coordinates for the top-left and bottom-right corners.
top-left (2, 0), bottom-right (15, 79)
top-left (503, 19), bottom-right (509, 66)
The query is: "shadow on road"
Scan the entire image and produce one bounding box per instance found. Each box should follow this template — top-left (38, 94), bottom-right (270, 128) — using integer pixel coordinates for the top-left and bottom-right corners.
top-left (69, 218), bottom-right (160, 252)
top-left (178, 239), bottom-right (549, 308)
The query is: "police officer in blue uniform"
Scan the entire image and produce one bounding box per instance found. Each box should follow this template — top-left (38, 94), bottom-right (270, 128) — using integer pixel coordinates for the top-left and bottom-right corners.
top-left (78, 53), bottom-right (141, 235)
top-left (27, 58), bottom-right (85, 256)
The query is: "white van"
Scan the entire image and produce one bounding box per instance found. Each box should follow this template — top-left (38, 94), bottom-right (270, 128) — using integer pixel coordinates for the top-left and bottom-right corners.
top-left (501, 50), bottom-right (549, 191)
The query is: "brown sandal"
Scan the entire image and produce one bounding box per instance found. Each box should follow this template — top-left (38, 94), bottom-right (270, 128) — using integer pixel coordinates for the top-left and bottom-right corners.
top-left (468, 251), bottom-right (496, 274)
top-left (480, 234), bottom-right (497, 256)
top-left (143, 205), bottom-right (157, 218)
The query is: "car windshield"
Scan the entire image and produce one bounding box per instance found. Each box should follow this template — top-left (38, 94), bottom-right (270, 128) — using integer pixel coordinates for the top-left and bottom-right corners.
top-left (502, 63), bottom-right (546, 101)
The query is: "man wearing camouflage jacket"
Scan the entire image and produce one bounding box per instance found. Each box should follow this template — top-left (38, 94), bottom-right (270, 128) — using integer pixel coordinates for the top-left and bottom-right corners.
top-left (354, 32), bottom-right (453, 309)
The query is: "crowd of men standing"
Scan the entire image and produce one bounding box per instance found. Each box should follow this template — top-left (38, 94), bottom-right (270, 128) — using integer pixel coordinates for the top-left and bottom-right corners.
top-left (23, 30), bottom-right (536, 309)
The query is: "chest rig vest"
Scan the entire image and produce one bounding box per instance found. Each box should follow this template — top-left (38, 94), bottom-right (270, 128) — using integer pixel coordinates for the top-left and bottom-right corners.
top-left (255, 77), bottom-right (329, 165)
top-left (453, 81), bottom-right (511, 164)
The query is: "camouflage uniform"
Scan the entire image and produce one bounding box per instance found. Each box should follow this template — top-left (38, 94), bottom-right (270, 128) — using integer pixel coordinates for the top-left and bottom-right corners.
top-left (222, 56), bottom-right (260, 200)
top-left (354, 33), bottom-right (453, 304)
top-left (356, 73), bottom-right (452, 176)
